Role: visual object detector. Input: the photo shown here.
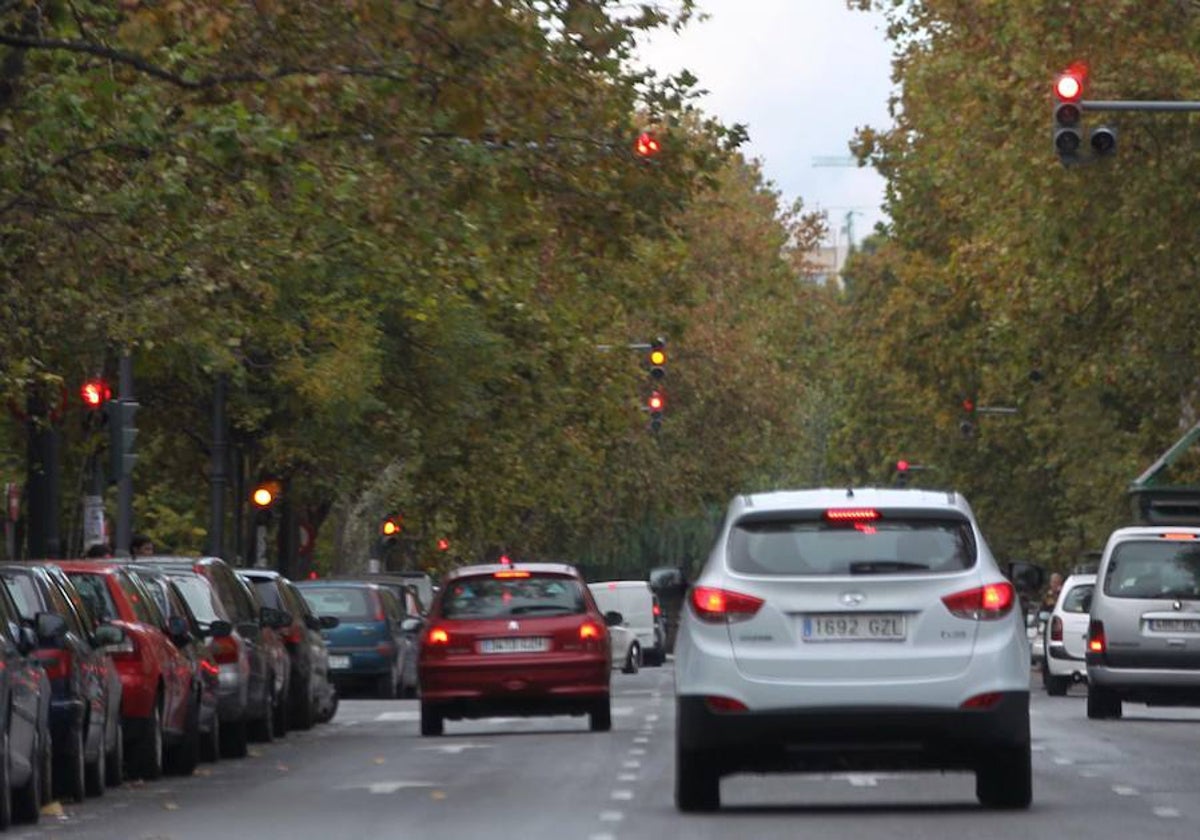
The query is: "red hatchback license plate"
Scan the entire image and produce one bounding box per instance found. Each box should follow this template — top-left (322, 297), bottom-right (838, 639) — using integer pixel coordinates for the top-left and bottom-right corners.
top-left (478, 637), bottom-right (551, 654)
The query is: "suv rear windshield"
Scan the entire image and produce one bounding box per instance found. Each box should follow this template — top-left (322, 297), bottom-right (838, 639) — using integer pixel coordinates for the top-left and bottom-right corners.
top-left (728, 514), bottom-right (976, 576)
top-left (300, 586), bottom-right (377, 621)
top-left (441, 574), bottom-right (585, 619)
top-left (1104, 540), bottom-right (1200, 599)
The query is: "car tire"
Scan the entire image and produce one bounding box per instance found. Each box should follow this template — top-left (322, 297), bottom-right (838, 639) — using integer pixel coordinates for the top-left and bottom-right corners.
top-left (291, 676), bottom-right (316, 731)
top-left (622, 643), bottom-right (641, 675)
top-left (12, 727), bottom-right (43, 824)
top-left (589, 696), bottom-right (612, 732)
top-left (221, 717), bottom-right (249, 758)
top-left (376, 667), bottom-right (398, 700)
top-left (56, 722), bottom-right (87, 803)
top-left (0, 727), bottom-right (12, 831)
top-left (975, 743), bottom-right (1032, 809)
top-left (420, 702), bottom-right (444, 736)
top-left (250, 687), bottom-right (276, 743)
top-left (202, 712), bottom-right (221, 763)
top-left (105, 719), bottom-right (124, 788)
top-left (273, 688), bottom-right (290, 739)
top-left (1043, 671), bottom-right (1070, 697)
top-left (165, 695), bottom-right (201, 776)
top-left (1087, 684), bottom-right (1123, 719)
top-left (675, 743), bottom-right (720, 812)
top-left (316, 691), bottom-right (339, 725)
top-left (85, 726), bottom-right (107, 797)
top-left (131, 700), bottom-right (165, 781)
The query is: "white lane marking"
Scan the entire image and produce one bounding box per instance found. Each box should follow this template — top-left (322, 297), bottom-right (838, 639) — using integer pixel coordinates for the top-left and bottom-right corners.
top-left (1079, 770), bottom-right (1099, 778)
top-left (1112, 785), bottom-right (1139, 796)
top-left (611, 790), bottom-right (634, 801)
top-left (845, 774), bottom-right (879, 788)
top-left (590, 834), bottom-right (616, 840)
top-left (618, 773), bottom-right (638, 782)
top-left (628, 748), bottom-right (646, 756)
top-left (1030, 744), bottom-right (1046, 752)
top-left (338, 781), bottom-right (436, 794)
top-left (622, 760), bottom-right (641, 769)
top-left (633, 737), bottom-right (649, 744)
top-left (599, 811), bottom-right (624, 822)
top-left (644, 714), bottom-right (659, 722)
top-left (375, 711), bottom-right (420, 722)
top-left (1154, 807), bottom-right (1181, 819)
top-left (1053, 756), bottom-right (1074, 765)
top-left (417, 742), bottom-right (493, 755)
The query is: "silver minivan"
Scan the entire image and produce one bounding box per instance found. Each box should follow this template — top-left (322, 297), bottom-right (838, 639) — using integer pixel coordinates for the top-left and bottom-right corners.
top-left (1086, 526), bottom-right (1200, 718)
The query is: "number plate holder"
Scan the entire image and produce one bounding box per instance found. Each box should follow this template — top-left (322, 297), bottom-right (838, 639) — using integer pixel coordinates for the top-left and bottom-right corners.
top-left (328, 655), bottom-right (351, 669)
top-left (802, 613), bottom-right (906, 642)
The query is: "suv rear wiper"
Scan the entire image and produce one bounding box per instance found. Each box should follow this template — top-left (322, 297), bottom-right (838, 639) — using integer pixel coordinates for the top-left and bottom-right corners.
top-left (849, 561), bottom-right (931, 575)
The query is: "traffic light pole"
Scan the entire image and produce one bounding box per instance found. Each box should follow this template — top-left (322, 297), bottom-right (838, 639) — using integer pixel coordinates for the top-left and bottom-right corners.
top-left (114, 351), bottom-right (134, 558)
top-left (206, 374), bottom-right (228, 559)
top-left (1082, 100), bottom-right (1200, 112)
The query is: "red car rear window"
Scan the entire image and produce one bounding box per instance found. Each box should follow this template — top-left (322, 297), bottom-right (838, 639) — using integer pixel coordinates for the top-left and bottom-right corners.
top-left (441, 574), bottom-right (585, 619)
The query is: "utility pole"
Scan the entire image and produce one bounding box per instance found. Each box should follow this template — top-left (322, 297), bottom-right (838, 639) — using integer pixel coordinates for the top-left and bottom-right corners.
top-left (114, 351), bottom-right (135, 557)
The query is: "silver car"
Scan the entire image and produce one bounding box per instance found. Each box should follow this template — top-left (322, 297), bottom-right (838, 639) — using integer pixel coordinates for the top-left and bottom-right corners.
top-left (1086, 526), bottom-right (1200, 718)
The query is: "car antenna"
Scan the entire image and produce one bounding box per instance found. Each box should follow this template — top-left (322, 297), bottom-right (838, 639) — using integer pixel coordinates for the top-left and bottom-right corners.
top-left (846, 488), bottom-right (855, 498)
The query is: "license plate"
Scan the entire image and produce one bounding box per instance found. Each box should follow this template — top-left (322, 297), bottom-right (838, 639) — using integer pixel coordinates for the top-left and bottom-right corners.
top-left (1147, 619), bottom-right (1200, 633)
top-left (802, 613), bottom-right (906, 642)
top-left (328, 655), bottom-right (351, 669)
top-left (479, 637), bottom-right (550, 654)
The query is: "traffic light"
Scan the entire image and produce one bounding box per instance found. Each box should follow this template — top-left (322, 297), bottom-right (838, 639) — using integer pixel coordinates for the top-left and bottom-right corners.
top-left (959, 397), bottom-right (977, 438)
top-left (80, 378), bottom-right (111, 410)
top-left (634, 131), bottom-right (661, 159)
top-left (1053, 67), bottom-right (1085, 165)
top-left (647, 390), bottom-right (665, 432)
top-left (105, 398), bottom-right (139, 484)
top-left (380, 515), bottom-right (402, 542)
top-left (436, 538), bottom-right (450, 552)
top-left (647, 337), bottom-right (666, 380)
top-left (251, 479), bottom-right (281, 510)
top-left (895, 460), bottom-right (911, 488)
top-left (1090, 124), bottom-right (1117, 157)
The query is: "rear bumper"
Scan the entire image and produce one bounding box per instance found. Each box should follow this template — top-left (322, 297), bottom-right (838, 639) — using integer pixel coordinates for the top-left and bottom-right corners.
top-left (420, 656), bottom-right (609, 719)
top-left (1088, 660), bottom-right (1200, 703)
top-left (676, 692), bottom-right (1029, 775)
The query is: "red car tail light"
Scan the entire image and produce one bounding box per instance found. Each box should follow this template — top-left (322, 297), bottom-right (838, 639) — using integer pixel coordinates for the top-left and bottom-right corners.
top-left (39, 649), bottom-right (72, 681)
top-left (704, 696), bottom-right (748, 713)
top-left (579, 621), bottom-right (601, 640)
top-left (690, 587), bottom-right (764, 623)
top-left (941, 582), bottom-right (1014, 620)
top-left (1088, 619), bottom-right (1106, 654)
top-left (200, 660), bottom-right (220, 676)
top-left (961, 692), bottom-right (1003, 709)
top-left (283, 625), bottom-right (303, 645)
top-left (426, 627), bottom-right (450, 645)
top-left (212, 633), bottom-right (240, 664)
top-left (1050, 615), bottom-right (1063, 642)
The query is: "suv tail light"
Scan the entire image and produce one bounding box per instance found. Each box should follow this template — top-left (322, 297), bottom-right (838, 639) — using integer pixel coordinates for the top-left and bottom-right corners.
top-left (690, 587), bottom-right (764, 623)
top-left (1050, 615), bottom-right (1063, 641)
top-left (283, 624), bottom-right (303, 645)
top-left (941, 582), bottom-right (1015, 620)
top-left (212, 633), bottom-right (240, 664)
top-left (1088, 619), bottom-right (1106, 654)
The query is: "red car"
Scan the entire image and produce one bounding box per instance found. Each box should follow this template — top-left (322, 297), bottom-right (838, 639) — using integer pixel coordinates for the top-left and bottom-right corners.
top-left (55, 562), bottom-right (195, 780)
top-left (418, 562), bottom-right (613, 736)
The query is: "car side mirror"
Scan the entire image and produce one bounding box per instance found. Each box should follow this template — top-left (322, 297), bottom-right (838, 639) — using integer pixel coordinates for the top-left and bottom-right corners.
top-left (603, 610), bottom-right (624, 627)
top-left (35, 611), bottom-right (68, 646)
top-left (93, 623), bottom-right (126, 648)
top-left (260, 606), bottom-right (291, 630)
top-left (400, 617), bottom-right (422, 634)
top-left (17, 625), bottom-right (39, 655)
top-left (304, 614), bottom-right (321, 632)
top-left (318, 615), bottom-right (340, 630)
top-left (206, 620), bottom-right (233, 639)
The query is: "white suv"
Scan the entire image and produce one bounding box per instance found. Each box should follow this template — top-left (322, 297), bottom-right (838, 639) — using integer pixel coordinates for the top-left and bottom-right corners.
top-left (674, 487), bottom-right (1031, 811)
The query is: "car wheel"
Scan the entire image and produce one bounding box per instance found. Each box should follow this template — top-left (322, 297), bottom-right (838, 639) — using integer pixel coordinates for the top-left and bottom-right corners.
top-left (0, 727), bottom-right (11, 831)
top-left (56, 722), bottom-right (86, 803)
top-left (105, 719), bottom-right (124, 788)
top-left (316, 691), bottom-right (339, 724)
top-left (220, 717), bottom-right (248, 758)
top-left (202, 712), bottom-right (221, 763)
top-left (622, 643), bottom-right (641, 675)
top-left (1044, 672), bottom-right (1070, 697)
top-left (250, 687), bottom-right (276, 743)
top-left (675, 742), bottom-right (720, 812)
top-left (419, 702), bottom-right (444, 736)
top-left (589, 696), bottom-right (612, 732)
top-left (273, 688), bottom-right (290, 739)
top-left (291, 676), bottom-right (315, 731)
top-left (165, 694), bottom-right (201, 776)
top-left (975, 743), bottom-right (1032, 809)
top-left (131, 700), bottom-right (165, 781)
top-left (85, 724), bottom-right (107, 797)
top-left (12, 727), bottom-right (43, 824)
top-left (1087, 684), bottom-right (1123, 719)
top-left (376, 667), bottom-right (398, 700)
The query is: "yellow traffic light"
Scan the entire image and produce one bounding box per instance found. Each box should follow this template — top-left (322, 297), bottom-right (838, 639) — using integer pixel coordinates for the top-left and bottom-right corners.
top-left (381, 518), bottom-right (400, 537)
top-left (251, 480), bottom-right (281, 509)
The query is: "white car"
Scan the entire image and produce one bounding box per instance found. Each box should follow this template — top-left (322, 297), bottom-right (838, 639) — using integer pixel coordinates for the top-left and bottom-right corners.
top-left (607, 623), bottom-right (641, 674)
top-left (674, 487), bottom-right (1031, 812)
top-left (589, 581), bottom-right (663, 666)
top-left (1042, 573), bottom-right (1095, 695)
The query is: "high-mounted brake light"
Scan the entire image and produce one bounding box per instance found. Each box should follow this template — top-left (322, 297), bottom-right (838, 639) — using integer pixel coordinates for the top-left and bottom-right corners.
top-left (690, 586), bottom-right (764, 623)
top-left (1162, 533), bottom-right (1198, 541)
top-left (824, 508), bottom-right (881, 523)
top-left (942, 582), bottom-right (1015, 620)
top-left (494, 570), bottom-right (531, 579)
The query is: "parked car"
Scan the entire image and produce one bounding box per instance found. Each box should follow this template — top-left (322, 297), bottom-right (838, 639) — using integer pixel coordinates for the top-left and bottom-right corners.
top-left (1087, 526), bottom-right (1200, 719)
top-left (134, 557), bottom-right (284, 753)
top-left (55, 561), bottom-right (197, 780)
top-left (333, 574), bottom-right (425, 697)
top-left (128, 566), bottom-right (225, 764)
top-left (237, 576), bottom-right (291, 740)
top-left (0, 578), bottom-right (53, 828)
top-left (239, 570), bottom-right (338, 730)
top-left (674, 488), bottom-right (1032, 812)
top-left (588, 580), bottom-right (662, 666)
top-left (0, 563), bottom-right (124, 800)
top-left (358, 571), bottom-right (434, 617)
top-left (295, 580), bottom-right (411, 699)
top-left (1043, 573), bottom-right (1095, 695)
top-left (417, 562), bottom-right (614, 736)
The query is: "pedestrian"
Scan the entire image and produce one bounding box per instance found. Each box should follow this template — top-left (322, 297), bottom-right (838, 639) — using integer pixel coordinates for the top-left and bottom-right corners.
top-left (84, 542), bottom-right (112, 558)
top-left (130, 533), bottom-right (155, 556)
top-left (1041, 571), bottom-right (1064, 611)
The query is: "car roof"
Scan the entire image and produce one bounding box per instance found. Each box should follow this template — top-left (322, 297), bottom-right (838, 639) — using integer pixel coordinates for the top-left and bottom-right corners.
top-left (133, 555), bottom-right (227, 565)
top-left (732, 487), bottom-right (972, 517)
top-left (446, 562), bottom-right (582, 581)
top-left (238, 569), bottom-right (282, 580)
top-left (38, 559), bottom-right (130, 574)
top-left (294, 579), bottom-right (382, 590)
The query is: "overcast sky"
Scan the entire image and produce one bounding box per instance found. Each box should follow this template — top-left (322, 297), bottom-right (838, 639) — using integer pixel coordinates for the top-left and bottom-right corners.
top-left (635, 0), bottom-right (896, 247)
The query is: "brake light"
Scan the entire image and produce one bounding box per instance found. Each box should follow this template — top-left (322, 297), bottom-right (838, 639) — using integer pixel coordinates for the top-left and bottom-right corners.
top-left (825, 508), bottom-right (880, 523)
top-left (1162, 533), bottom-right (1197, 541)
top-left (580, 621), bottom-right (601, 640)
top-left (653, 604), bottom-right (661, 617)
top-left (200, 660), bottom-right (220, 676)
top-left (39, 650), bottom-right (72, 681)
top-left (941, 582), bottom-right (1015, 620)
top-left (1050, 615), bottom-right (1063, 642)
top-left (494, 570), bottom-right (531, 579)
top-left (704, 696), bottom-right (748, 713)
top-left (212, 633), bottom-right (240, 664)
top-left (690, 586), bottom-right (764, 623)
top-left (426, 627), bottom-right (450, 645)
top-left (961, 692), bottom-right (1003, 709)
top-left (1088, 619), bottom-right (1106, 654)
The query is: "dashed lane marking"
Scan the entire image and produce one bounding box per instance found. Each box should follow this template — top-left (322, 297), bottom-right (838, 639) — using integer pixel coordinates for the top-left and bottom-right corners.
top-left (599, 811), bottom-right (624, 822)
top-left (611, 790), bottom-right (634, 801)
top-left (1112, 785), bottom-right (1139, 796)
top-left (1153, 807), bottom-right (1181, 819)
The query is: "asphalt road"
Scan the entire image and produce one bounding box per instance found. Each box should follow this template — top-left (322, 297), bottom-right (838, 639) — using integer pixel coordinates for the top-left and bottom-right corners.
top-left (13, 668), bottom-right (1200, 840)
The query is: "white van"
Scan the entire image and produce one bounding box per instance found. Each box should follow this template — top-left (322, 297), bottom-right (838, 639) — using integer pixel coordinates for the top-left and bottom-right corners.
top-left (588, 580), bottom-right (665, 666)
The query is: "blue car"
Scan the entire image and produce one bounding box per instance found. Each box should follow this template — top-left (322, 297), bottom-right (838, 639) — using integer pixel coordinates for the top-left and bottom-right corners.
top-left (294, 582), bottom-right (411, 699)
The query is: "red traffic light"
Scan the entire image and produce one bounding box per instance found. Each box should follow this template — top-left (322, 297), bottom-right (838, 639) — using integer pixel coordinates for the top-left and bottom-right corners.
top-left (961, 398), bottom-right (975, 413)
top-left (634, 132), bottom-right (661, 158)
top-left (80, 379), bottom-right (111, 409)
top-left (1054, 72), bottom-right (1083, 102)
top-left (896, 460), bottom-right (910, 472)
top-left (437, 538), bottom-right (450, 551)
top-left (648, 391), bottom-right (665, 412)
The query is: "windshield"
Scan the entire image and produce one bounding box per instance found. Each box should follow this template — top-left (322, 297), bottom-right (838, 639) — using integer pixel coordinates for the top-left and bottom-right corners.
top-left (1104, 540), bottom-right (1200, 599)
top-left (0, 571), bottom-right (39, 620)
top-left (441, 574), bottom-right (585, 619)
top-left (69, 573), bottom-right (119, 622)
top-left (299, 587), bottom-right (377, 621)
top-left (171, 576), bottom-right (227, 624)
top-left (728, 515), bottom-right (976, 576)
